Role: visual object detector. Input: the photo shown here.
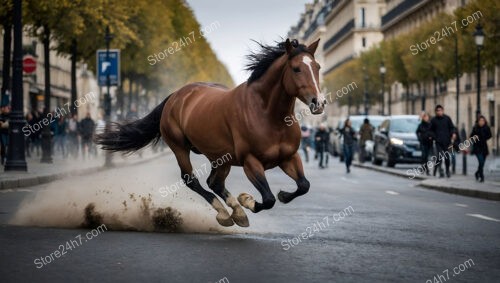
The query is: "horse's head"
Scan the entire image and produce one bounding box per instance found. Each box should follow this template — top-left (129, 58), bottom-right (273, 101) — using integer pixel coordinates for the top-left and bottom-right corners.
top-left (282, 38), bottom-right (325, 115)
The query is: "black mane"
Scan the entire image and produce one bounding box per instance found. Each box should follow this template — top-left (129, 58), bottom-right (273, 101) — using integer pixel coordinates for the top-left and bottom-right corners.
top-left (245, 39), bottom-right (310, 84)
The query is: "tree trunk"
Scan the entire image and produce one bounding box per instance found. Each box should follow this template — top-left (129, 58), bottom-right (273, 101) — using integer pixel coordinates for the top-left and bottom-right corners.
top-left (40, 26), bottom-right (52, 163)
top-left (1, 23), bottom-right (12, 105)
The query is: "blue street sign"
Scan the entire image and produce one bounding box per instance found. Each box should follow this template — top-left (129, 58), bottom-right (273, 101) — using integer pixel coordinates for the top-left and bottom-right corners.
top-left (97, 49), bottom-right (120, 86)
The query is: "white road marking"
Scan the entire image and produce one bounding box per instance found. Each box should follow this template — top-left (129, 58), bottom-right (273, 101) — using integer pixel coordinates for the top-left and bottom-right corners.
top-left (302, 56), bottom-right (325, 101)
top-left (454, 203), bottom-right (468, 208)
top-left (341, 177), bottom-right (359, 184)
top-left (466, 214), bottom-right (500, 222)
top-left (385, 190), bottom-right (399, 195)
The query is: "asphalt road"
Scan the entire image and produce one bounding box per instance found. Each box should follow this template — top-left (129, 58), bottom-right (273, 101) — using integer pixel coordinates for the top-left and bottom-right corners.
top-left (1, 153), bottom-right (499, 283)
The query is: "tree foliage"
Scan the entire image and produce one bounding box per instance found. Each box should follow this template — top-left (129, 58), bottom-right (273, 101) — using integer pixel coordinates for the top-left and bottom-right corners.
top-left (324, 0), bottom-right (498, 107)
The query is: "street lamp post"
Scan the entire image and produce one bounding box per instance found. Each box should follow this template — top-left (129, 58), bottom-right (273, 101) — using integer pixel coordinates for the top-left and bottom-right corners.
top-left (104, 26), bottom-right (114, 167)
top-left (473, 23), bottom-right (484, 119)
top-left (363, 66), bottom-right (368, 116)
top-left (5, 0), bottom-right (27, 171)
top-left (379, 62), bottom-right (386, 115)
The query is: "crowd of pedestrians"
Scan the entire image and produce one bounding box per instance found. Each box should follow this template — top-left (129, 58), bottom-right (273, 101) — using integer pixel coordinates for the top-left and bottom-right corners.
top-left (417, 105), bottom-right (492, 182)
top-left (24, 109), bottom-right (97, 160)
top-left (299, 104), bottom-right (493, 183)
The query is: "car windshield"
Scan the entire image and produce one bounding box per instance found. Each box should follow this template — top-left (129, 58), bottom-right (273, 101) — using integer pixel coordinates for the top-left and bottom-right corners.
top-left (370, 118), bottom-right (385, 128)
top-left (391, 118), bottom-right (419, 133)
top-left (351, 120), bottom-right (363, 131)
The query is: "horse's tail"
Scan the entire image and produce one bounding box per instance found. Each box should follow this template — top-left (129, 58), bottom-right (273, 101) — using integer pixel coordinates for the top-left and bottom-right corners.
top-left (95, 96), bottom-right (170, 154)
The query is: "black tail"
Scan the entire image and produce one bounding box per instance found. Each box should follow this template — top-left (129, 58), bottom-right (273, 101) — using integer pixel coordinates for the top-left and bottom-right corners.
top-left (95, 96), bottom-right (170, 154)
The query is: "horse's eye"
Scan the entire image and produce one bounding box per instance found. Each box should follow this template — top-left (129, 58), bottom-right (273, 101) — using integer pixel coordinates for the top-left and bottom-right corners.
top-left (317, 64), bottom-right (321, 70)
top-left (293, 67), bottom-right (301, 73)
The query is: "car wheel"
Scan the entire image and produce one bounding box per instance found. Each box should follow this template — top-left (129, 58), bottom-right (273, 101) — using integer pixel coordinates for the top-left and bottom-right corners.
top-left (372, 145), bottom-right (383, 165)
top-left (332, 149), bottom-right (339, 157)
top-left (387, 157), bottom-right (396, 168)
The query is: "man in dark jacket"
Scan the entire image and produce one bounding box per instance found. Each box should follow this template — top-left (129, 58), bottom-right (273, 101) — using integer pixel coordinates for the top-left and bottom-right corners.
top-left (79, 113), bottom-right (95, 159)
top-left (430, 105), bottom-right (456, 178)
top-left (315, 124), bottom-right (329, 168)
top-left (416, 112), bottom-right (433, 175)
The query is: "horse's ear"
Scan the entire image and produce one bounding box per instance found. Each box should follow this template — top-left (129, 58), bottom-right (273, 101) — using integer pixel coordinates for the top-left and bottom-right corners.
top-left (307, 39), bottom-right (320, 55)
top-left (284, 38), bottom-right (293, 54)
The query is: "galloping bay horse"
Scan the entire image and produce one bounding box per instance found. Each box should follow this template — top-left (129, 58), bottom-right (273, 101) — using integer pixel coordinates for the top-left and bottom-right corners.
top-left (95, 38), bottom-right (326, 227)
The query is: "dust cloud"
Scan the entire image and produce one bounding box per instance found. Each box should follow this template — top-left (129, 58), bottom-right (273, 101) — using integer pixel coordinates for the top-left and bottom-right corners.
top-left (9, 157), bottom-right (245, 234)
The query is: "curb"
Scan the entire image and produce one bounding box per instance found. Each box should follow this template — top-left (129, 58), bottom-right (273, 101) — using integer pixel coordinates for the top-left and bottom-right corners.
top-left (0, 151), bottom-right (170, 191)
top-left (353, 162), bottom-right (500, 202)
top-left (353, 162), bottom-right (427, 180)
top-left (419, 182), bottom-right (500, 201)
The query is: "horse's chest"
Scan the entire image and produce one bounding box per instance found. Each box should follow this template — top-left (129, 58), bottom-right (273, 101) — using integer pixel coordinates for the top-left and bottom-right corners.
top-left (257, 136), bottom-right (299, 165)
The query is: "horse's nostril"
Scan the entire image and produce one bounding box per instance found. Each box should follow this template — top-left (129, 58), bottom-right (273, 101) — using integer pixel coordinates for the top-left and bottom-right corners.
top-left (311, 98), bottom-right (318, 105)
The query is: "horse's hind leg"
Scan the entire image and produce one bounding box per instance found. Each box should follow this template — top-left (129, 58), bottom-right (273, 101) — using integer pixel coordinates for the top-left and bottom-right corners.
top-left (171, 147), bottom-right (234, 227)
top-left (207, 165), bottom-right (249, 227)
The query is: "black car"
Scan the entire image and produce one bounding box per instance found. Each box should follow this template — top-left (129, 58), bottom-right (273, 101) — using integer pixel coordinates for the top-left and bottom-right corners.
top-left (372, 115), bottom-right (421, 167)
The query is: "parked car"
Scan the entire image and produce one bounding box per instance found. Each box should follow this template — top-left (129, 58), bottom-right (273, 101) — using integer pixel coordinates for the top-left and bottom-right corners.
top-left (372, 115), bottom-right (421, 167)
top-left (330, 115), bottom-right (385, 161)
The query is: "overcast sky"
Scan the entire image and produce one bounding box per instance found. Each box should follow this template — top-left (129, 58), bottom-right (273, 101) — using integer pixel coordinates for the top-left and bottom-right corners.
top-left (187, 0), bottom-right (309, 85)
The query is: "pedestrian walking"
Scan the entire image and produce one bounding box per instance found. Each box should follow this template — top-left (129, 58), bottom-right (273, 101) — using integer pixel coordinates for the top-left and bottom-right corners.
top-left (54, 115), bottom-right (68, 158)
top-left (67, 114), bottom-right (79, 158)
top-left (79, 113), bottom-right (95, 159)
top-left (358, 118), bottom-right (373, 163)
top-left (340, 118), bottom-right (356, 173)
top-left (470, 115), bottom-right (492, 183)
top-left (29, 109), bottom-right (42, 157)
top-left (430, 105), bottom-right (456, 178)
top-left (300, 125), bottom-right (311, 162)
top-left (0, 105), bottom-right (10, 165)
top-left (315, 123), bottom-right (329, 168)
top-left (416, 112), bottom-right (433, 175)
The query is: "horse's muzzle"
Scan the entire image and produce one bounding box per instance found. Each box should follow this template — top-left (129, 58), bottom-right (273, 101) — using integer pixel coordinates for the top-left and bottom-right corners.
top-left (309, 97), bottom-right (325, 114)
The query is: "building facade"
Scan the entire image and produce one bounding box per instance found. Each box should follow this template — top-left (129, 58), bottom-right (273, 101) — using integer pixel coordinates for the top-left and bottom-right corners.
top-left (289, 0), bottom-right (499, 153)
top-left (288, 0), bottom-right (386, 127)
top-left (0, 29), bottom-right (100, 121)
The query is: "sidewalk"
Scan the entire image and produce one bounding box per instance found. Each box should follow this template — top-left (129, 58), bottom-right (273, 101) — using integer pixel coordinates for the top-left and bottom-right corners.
top-left (354, 155), bottom-right (500, 201)
top-left (0, 149), bottom-right (171, 190)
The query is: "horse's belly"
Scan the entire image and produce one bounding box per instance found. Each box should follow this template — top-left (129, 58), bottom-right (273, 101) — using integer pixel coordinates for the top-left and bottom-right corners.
top-left (258, 142), bottom-right (299, 169)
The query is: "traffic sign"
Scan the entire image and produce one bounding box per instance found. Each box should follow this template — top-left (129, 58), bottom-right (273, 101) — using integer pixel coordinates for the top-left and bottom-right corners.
top-left (97, 49), bottom-right (120, 86)
top-left (23, 55), bottom-right (36, 74)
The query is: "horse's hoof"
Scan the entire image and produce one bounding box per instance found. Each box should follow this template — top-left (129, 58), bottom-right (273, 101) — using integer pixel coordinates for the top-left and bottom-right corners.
top-left (231, 206), bottom-right (249, 227)
top-left (277, 190), bottom-right (291, 204)
top-left (216, 212), bottom-right (234, 227)
top-left (238, 193), bottom-right (256, 212)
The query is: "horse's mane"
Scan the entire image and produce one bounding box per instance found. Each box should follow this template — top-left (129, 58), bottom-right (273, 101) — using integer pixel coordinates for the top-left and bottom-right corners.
top-left (245, 39), bottom-right (310, 84)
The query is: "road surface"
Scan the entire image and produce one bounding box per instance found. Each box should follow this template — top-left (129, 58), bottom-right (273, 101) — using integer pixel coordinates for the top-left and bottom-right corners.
top-left (1, 153), bottom-right (499, 282)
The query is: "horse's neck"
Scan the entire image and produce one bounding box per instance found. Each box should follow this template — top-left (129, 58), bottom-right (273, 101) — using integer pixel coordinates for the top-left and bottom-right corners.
top-left (247, 57), bottom-right (295, 120)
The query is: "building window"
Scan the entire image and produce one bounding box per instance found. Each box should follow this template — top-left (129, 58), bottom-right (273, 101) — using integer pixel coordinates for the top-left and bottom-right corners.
top-left (487, 68), bottom-right (495, 87)
top-left (465, 74), bottom-right (472, 91)
top-left (360, 7), bottom-right (366, 27)
top-left (362, 37), bottom-right (366, 47)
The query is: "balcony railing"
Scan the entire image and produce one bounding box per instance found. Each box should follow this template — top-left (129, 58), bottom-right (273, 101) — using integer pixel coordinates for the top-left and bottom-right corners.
top-left (323, 18), bottom-right (355, 51)
top-left (382, 0), bottom-right (422, 28)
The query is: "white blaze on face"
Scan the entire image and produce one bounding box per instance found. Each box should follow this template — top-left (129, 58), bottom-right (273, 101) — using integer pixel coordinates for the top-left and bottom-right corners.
top-left (302, 55), bottom-right (325, 102)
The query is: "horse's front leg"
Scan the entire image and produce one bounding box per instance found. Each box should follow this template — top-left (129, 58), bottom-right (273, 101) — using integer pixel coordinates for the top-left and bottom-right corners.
top-left (277, 152), bottom-right (310, 204)
top-left (238, 155), bottom-right (276, 213)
